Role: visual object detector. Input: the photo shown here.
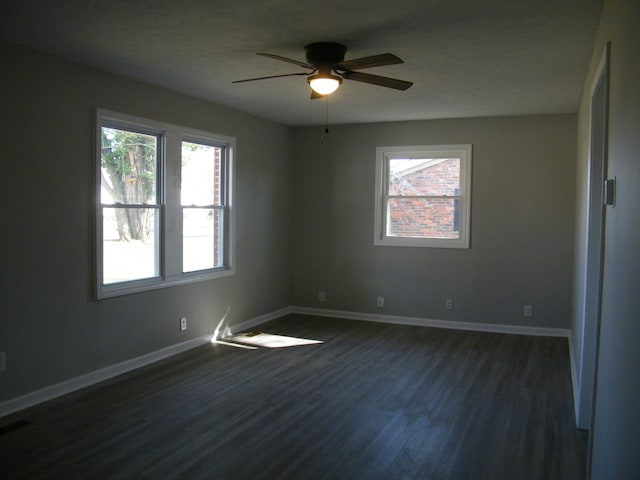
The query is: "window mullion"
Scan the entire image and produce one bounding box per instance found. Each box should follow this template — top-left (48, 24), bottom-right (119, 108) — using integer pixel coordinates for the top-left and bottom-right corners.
top-left (102, 203), bottom-right (161, 208)
top-left (386, 195), bottom-right (462, 200)
top-left (163, 130), bottom-right (182, 279)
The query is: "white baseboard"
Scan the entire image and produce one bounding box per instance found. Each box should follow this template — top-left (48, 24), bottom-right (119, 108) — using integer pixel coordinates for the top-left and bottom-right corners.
top-left (0, 334), bottom-right (213, 419)
top-left (0, 307), bottom-right (298, 419)
top-left (0, 304), bottom-right (570, 419)
top-left (290, 306), bottom-right (571, 337)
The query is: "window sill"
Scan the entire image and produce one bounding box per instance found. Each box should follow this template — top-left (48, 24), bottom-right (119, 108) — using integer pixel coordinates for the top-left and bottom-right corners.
top-left (96, 268), bottom-right (235, 300)
top-left (374, 236), bottom-right (470, 249)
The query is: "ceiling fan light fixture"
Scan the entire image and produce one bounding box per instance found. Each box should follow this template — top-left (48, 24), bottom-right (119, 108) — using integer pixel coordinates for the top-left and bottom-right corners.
top-left (308, 73), bottom-right (342, 95)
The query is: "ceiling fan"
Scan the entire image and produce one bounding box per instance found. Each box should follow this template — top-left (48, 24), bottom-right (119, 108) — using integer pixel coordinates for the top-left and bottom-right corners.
top-left (233, 42), bottom-right (413, 98)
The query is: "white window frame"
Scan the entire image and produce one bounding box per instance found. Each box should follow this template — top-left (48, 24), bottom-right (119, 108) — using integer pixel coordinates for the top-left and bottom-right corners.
top-left (95, 109), bottom-right (235, 299)
top-left (374, 144), bottom-right (472, 249)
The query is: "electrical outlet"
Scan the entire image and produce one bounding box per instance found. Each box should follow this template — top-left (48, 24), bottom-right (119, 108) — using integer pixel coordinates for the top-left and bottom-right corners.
top-left (523, 305), bottom-right (533, 317)
top-left (180, 317), bottom-right (187, 331)
top-left (0, 352), bottom-right (6, 372)
top-left (445, 298), bottom-right (453, 310)
top-left (318, 290), bottom-right (326, 302)
top-left (377, 296), bottom-right (384, 308)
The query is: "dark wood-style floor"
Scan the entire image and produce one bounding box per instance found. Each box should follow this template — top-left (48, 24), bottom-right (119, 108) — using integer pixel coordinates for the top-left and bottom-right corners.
top-left (0, 315), bottom-right (586, 479)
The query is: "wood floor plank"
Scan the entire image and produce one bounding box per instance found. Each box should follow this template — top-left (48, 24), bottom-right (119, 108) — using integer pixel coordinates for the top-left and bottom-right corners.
top-left (0, 314), bottom-right (586, 479)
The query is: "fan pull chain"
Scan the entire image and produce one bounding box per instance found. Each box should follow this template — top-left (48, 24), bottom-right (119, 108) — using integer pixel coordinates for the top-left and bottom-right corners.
top-left (322, 95), bottom-right (330, 139)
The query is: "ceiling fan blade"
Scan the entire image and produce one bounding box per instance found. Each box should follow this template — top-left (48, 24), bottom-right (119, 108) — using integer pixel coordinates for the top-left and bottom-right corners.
top-left (257, 53), bottom-right (313, 69)
top-left (337, 53), bottom-right (403, 71)
top-left (232, 72), bottom-right (309, 84)
top-left (341, 71), bottom-right (413, 90)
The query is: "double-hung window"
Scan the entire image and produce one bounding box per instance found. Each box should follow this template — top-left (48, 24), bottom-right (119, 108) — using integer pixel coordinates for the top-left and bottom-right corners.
top-left (374, 144), bottom-right (472, 248)
top-left (96, 109), bottom-right (234, 299)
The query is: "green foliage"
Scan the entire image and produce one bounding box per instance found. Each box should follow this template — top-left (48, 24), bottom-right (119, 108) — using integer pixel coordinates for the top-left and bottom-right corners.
top-left (101, 127), bottom-right (158, 240)
top-left (101, 128), bottom-right (157, 202)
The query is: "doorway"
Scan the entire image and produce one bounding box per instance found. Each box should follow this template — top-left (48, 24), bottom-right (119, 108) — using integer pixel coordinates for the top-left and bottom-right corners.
top-left (577, 43), bottom-right (609, 432)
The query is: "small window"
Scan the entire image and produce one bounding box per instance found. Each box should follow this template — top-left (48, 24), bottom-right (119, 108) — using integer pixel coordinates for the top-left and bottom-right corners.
top-left (96, 109), bottom-right (235, 299)
top-left (374, 145), bottom-right (472, 248)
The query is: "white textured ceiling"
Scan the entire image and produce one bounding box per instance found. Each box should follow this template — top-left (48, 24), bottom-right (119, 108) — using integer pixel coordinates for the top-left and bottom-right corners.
top-left (0, 0), bottom-right (602, 126)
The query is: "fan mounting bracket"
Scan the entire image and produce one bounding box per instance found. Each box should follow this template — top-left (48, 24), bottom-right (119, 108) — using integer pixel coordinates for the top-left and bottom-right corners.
top-left (304, 43), bottom-right (346, 69)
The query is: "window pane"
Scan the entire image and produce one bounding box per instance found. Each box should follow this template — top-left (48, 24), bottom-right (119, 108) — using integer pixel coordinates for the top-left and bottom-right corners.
top-left (183, 208), bottom-right (224, 272)
top-left (389, 158), bottom-right (460, 196)
top-left (386, 197), bottom-right (460, 239)
top-left (102, 207), bottom-right (160, 284)
top-left (101, 128), bottom-right (158, 204)
top-left (181, 142), bottom-right (222, 206)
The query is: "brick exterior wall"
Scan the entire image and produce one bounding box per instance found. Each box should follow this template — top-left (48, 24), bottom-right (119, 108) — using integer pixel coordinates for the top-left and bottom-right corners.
top-left (388, 158), bottom-right (460, 239)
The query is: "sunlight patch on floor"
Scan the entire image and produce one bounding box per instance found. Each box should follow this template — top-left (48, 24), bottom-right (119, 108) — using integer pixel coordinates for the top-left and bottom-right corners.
top-left (220, 332), bottom-right (323, 349)
top-left (212, 339), bottom-right (259, 349)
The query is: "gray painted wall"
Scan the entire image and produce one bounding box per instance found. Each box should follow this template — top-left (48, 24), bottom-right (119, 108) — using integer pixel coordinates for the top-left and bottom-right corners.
top-left (291, 115), bottom-right (576, 328)
top-left (0, 41), bottom-right (292, 402)
top-left (572, 0), bottom-right (640, 477)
